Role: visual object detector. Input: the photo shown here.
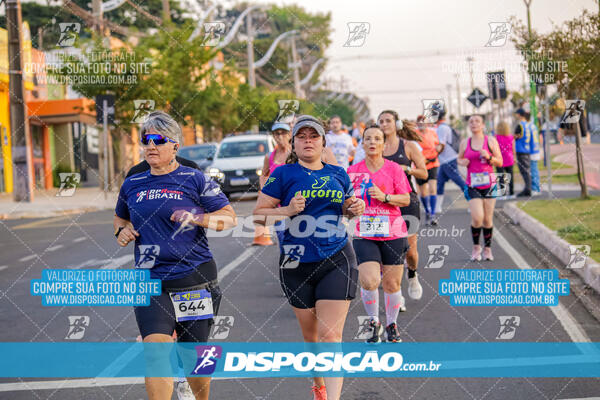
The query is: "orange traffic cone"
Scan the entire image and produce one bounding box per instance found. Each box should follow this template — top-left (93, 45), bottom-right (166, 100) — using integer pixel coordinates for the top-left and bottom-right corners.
top-left (252, 224), bottom-right (274, 246)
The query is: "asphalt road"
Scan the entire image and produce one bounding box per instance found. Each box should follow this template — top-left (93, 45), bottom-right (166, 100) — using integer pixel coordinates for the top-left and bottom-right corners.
top-left (0, 189), bottom-right (599, 399)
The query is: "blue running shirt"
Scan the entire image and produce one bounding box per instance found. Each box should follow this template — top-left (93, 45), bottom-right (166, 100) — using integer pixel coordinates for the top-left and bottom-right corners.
top-left (261, 163), bottom-right (354, 262)
top-left (115, 166), bottom-right (229, 280)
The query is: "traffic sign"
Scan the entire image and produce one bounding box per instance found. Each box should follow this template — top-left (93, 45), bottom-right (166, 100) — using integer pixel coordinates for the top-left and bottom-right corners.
top-left (467, 88), bottom-right (488, 108)
top-left (95, 95), bottom-right (115, 125)
top-left (486, 71), bottom-right (507, 100)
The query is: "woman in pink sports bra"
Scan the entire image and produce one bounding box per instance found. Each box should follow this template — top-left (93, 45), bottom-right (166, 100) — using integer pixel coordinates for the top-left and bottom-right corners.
top-left (457, 115), bottom-right (503, 262)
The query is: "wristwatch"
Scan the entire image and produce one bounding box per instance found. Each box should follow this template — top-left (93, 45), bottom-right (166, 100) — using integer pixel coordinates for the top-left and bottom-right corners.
top-left (114, 226), bottom-right (124, 238)
top-left (384, 194), bottom-right (391, 203)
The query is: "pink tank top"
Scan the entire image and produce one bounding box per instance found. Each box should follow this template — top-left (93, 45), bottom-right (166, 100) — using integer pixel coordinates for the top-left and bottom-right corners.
top-left (268, 149), bottom-right (285, 175)
top-left (495, 134), bottom-right (514, 167)
top-left (465, 136), bottom-right (494, 189)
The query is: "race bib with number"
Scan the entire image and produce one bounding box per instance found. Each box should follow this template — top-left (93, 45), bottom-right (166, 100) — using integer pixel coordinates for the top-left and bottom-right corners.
top-left (470, 172), bottom-right (491, 187)
top-left (359, 215), bottom-right (390, 237)
top-left (169, 289), bottom-right (214, 322)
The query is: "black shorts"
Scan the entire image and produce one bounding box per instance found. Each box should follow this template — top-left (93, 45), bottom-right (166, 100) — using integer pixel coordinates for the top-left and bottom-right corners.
top-left (134, 259), bottom-right (222, 342)
top-left (400, 193), bottom-right (421, 235)
top-left (352, 237), bottom-right (409, 265)
top-left (467, 186), bottom-right (496, 200)
top-left (415, 167), bottom-right (439, 186)
top-left (279, 241), bottom-right (358, 309)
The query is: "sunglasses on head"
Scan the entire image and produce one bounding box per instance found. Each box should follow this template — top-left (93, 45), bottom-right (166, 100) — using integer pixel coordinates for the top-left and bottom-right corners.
top-left (141, 133), bottom-right (177, 146)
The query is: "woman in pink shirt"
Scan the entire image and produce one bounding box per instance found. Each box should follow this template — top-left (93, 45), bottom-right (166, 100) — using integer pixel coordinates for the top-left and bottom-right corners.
top-left (348, 125), bottom-right (412, 343)
top-left (494, 121), bottom-right (515, 198)
top-left (457, 115), bottom-right (503, 261)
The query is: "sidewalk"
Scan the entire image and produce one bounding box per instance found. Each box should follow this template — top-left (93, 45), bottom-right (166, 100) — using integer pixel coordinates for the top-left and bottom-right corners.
top-left (0, 188), bottom-right (118, 220)
top-left (546, 143), bottom-right (600, 189)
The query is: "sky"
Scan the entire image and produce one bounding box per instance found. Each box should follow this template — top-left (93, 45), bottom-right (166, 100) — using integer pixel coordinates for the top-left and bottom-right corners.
top-left (269, 0), bottom-right (597, 120)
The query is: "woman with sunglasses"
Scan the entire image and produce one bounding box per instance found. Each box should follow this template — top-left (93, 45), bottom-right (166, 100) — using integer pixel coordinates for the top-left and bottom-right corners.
top-left (114, 111), bottom-right (237, 400)
top-left (254, 115), bottom-right (365, 400)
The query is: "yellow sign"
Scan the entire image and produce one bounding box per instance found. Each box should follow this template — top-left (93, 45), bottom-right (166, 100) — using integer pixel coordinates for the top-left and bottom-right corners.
top-left (0, 22), bottom-right (34, 89)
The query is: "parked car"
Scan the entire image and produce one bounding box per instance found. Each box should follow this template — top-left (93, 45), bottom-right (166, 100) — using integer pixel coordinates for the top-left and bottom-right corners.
top-left (208, 134), bottom-right (274, 197)
top-left (178, 143), bottom-right (218, 171)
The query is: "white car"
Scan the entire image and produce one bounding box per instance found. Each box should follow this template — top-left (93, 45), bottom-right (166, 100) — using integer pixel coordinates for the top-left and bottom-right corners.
top-left (207, 134), bottom-right (274, 197)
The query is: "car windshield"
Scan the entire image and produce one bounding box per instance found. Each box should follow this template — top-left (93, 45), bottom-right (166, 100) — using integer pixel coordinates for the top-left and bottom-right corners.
top-left (178, 145), bottom-right (216, 160)
top-left (217, 140), bottom-right (268, 158)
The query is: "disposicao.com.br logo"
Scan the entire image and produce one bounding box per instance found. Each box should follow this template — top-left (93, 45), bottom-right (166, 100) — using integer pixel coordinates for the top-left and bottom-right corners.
top-left (223, 350), bottom-right (441, 374)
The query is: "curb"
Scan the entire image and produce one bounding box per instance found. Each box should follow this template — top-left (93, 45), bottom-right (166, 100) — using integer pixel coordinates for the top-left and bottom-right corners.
top-left (503, 202), bottom-right (600, 294)
top-left (0, 206), bottom-right (113, 220)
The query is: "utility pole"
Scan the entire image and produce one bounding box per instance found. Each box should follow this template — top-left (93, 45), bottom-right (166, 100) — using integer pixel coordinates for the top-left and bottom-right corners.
top-left (91, 0), bottom-right (103, 34)
top-left (7, 0), bottom-right (33, 202)
top-left (446, 84), bottom-right (452, 118)
top-left (290, 34), bottom-right (302, 98)
top-left (162, 0), bottom-right (171, 23)
top-left (246, 12), bottom-right (256, 88)
top-left (455, 73), bottom-right (462, 120)
top-left (524, 0), bottom-right (538, 128)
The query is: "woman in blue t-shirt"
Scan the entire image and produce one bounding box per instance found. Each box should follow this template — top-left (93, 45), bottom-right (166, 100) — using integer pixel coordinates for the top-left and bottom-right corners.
top-left (254, 115), bottom-right (365, 400)
top-left (114, 111), bottom-right (236, 400)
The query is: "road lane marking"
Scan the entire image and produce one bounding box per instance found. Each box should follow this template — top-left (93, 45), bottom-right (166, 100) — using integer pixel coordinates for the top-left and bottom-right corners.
top-left (100, 254), bottom-right (135, 269)
top-left (219, 246), bottom-right (258, 280)
top-left (0, 247), bottom-right (257, 393)
top-left (18, 254), bottom-right (37, 262)
top-left (11, 216), bottom-right (69, 230)
top-left (73, 237), bottom-right (87, 243)
top-left (46, 245), bottom-right (63, 252)
top-left (495, 228), bottom-right (591, 343)
top-left (0, 377), bottom-right (238, 392)
top-left (0, 266), bottom-right (7, 272)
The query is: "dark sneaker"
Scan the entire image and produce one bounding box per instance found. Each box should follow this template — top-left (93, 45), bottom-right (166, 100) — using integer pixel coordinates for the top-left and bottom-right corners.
top-left (365, 319), bottom-right (383, 343)
top-left (516, 190), bottom-right (531, 197)
top-left (385, 323), bottom-right (402, 343)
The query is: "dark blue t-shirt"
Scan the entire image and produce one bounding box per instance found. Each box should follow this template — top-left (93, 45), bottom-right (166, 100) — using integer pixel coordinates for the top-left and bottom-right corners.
top-left (261, 163), bottom-right (353, 262)
top-left (115, 165), bottom-right (229, 280)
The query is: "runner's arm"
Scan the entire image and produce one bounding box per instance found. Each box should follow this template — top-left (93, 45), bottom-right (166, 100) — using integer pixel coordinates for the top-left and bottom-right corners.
top-left (193, 205), bottom-right (237, 231)
top-left (253, 192), bottom-right (293, 226)
top-left (342, 195), bottom-right (365, 218)
top-left (456, 139), bottom-right (470, 166)
top-left (113, 215), bottom-right (138, 246)
top-left (259, 154), bottom-right (270, 188)
top-left (405, 141), bottom-right (428, 179)
top-left (486, 136), bottom-right (504, 167)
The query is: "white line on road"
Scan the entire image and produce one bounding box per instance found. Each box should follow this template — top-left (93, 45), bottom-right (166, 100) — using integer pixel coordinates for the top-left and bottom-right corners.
top-left (495, 228), bottom-right (591, 343)
top-left (0, 248), bottom-right (260, 393)
top-left (46, 245), bottom-right (63, 252)
top-left (219, 246), bottom-right (258, 280)
top-left (0, 377), bottom-right (240, 392)
top-left (100, 254), bottom-right (135, 269)
top-left (0, 266), bottom-right (7, 272)
top-left (18, 254), bottom-right (37, 262)
top-left (73, 237), bottom-right (87, 243)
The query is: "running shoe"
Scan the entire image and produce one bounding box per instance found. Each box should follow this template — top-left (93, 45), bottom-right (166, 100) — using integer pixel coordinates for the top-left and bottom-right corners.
top-left (365, 319), bottom-right (383, 343)
top-left (175, 381), bottom-right (195, 400)
top-left (311, 385), bottom-right (327, 400)
top-left (482, 247), bottom-right (494, 261)
top-left (399, 295), bottom-right (407, 312)
top-left (430, 216), bottom-right (438, 226)
top-left (385, 323), bottom-right (402, 343)
top-left (425, 213), bottom-right (432, 225)
top-left (408, 273), bottom-right (423, 300)
top-left (471, 245), bottom-right (482, 261)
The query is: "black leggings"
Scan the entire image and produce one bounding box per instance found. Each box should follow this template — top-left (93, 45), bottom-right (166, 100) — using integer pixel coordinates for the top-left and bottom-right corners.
top-left (495, 165), bottom-right (514, 196)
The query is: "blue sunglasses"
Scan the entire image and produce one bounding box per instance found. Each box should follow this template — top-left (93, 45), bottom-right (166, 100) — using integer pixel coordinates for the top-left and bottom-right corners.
top-left (141, 133), bottom-right (177, 146)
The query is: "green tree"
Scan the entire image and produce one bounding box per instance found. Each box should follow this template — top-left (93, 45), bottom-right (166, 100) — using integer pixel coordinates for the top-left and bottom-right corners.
top-left (511, 10), bottom-right (600, 198)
